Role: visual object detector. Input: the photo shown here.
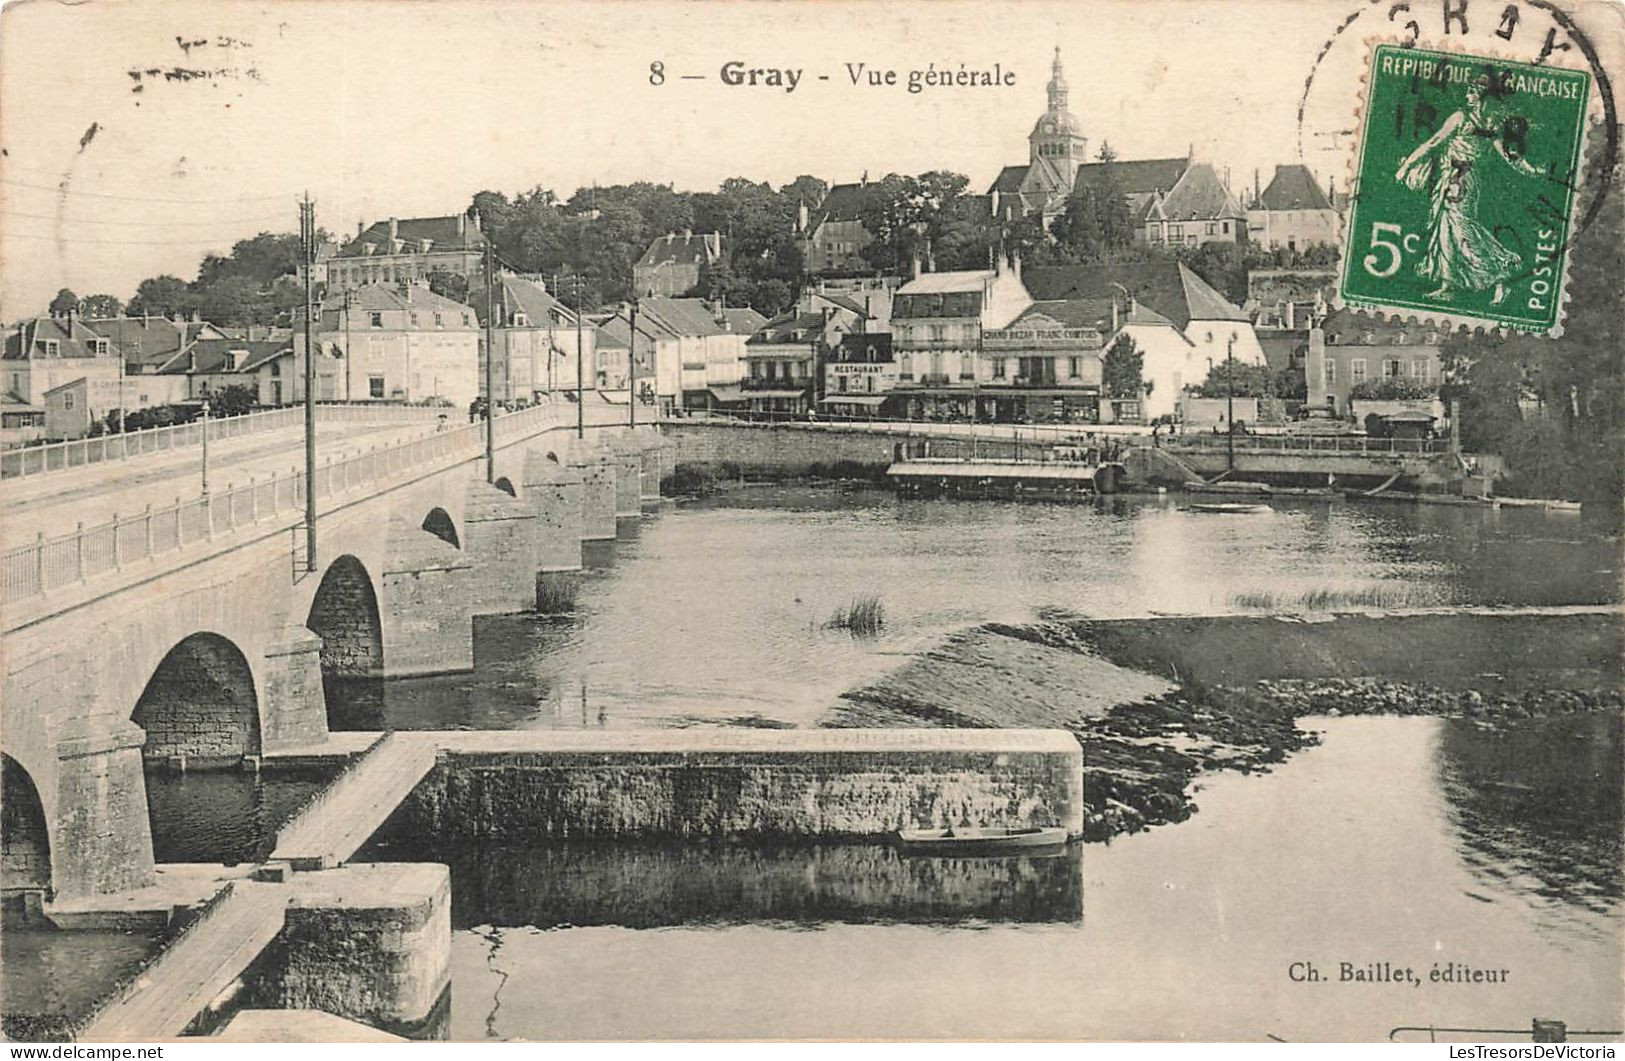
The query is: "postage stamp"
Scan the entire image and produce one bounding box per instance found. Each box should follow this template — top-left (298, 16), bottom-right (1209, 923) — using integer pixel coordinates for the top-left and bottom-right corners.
top-left (1339, 43), bottom-right (1592, 336)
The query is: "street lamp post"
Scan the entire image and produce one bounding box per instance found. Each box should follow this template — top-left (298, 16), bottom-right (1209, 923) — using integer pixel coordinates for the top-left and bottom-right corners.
top-left (200, 398), bottom-right (211, 496)
top-left (628, 297), bottom-right (638, 430)
top-left (1225, 334), bottom-right (1236, 473)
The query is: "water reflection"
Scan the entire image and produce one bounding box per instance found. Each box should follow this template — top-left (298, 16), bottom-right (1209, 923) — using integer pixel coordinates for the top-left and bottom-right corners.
top-left (1436, 712), bottom-right (1623, 923)
top-left (333, 488), bottom-right (1620, 733)
top-left (0, 923), bottom-right (161, 1039)
top-left (361, 839), bottom-right (1084, 928)
top-left (144, 767), bottom-right (337, 864)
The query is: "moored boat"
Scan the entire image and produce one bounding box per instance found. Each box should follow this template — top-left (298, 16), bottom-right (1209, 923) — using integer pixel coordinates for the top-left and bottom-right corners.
top-left (896, 825), bottom-right (1070, 853)
top-left (1186, 502), bottom-right (1274, 514)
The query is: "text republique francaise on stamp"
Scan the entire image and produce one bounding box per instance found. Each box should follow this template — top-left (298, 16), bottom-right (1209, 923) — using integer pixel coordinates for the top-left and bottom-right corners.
top-left (1339, 44), bottom-right (1591, 337)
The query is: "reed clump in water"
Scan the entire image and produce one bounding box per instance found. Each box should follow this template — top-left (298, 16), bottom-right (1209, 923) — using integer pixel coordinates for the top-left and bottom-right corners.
top-left (1230, 583), bottom-right (1441, 612)
top-left (826, 594), bottom-right (885, 637)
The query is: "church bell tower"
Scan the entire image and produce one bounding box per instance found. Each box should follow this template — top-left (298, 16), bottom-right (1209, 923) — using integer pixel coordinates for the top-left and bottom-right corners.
top-left (1028, 47), bottom-right (1088, 185)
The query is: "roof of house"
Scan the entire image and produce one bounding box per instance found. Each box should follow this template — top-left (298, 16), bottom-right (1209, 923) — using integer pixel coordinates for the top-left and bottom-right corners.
top-left (1257, 164), bottom-right (1334, 211)
top-left (1008, 300), bottom-right (1111, 334)
top-left (988, 166), bottom-right (1031, 195)
top-left (322, 283), bottom-right (477, 318)
top-left (637, 297), bottom-right (728, 338)
top-left (595, 311), bottom-right (669, 352)
top-left (810, 290), bottom-right (871, 318)
top-left (157, 338), bottom-right (290, 375)
top-left (896, 270), bottom-right (994, 295)
top-left (1021, 262), bottom-right (1247, 328)
top-left (42, 376), bottom-right (90, 398)
top-left (1320, 308), bottom-right (1446, 345)
top-left (635, 232), bottom-right (727, 270)
top-left (500, 275), bottom-right (577, 327)
top-left (1156, 163), bottom-right (1246, 221)
top-left (722, 307), bottom-right (767, 335)
top-left (815, 182), bottom-right (872, 223)
top-left (339, 215), bottom-right (486, 257)
top-left (748, 312), bottom-right (825, 346)
top-left (81, 316), bottom-right (188, 366)
top-left (3, 316), bottom-right (111, 361)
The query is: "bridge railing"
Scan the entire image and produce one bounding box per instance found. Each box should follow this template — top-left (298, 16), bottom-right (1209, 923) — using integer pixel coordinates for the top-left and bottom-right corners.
top-left (1, 402), bottom-right (570, 607)
top-left (1165, 434), bottom-right (1451, 455)
top-left (0, 403), bottom-right (449, 481)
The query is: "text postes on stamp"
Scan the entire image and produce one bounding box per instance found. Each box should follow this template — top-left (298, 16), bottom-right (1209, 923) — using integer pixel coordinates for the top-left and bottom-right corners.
top-left (1340, 44), bottom-right (1591, 337)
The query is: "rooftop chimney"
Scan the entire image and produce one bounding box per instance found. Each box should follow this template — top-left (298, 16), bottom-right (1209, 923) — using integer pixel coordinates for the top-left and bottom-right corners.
top-left (911, 247), bottom-right (922, 280)
top-left (388, 217), bottom-right (399, 240)
top-left (357, 219), bottom-right (365, 238)
top-left (457, 214), bottom-right (466, 236)
top-left (1112, 297), bottom-right (1120, 333)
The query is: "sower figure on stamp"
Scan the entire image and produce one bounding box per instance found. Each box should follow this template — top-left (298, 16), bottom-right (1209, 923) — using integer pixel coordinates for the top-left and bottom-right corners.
top-left (1394, 74), bottom-right (1542, 306)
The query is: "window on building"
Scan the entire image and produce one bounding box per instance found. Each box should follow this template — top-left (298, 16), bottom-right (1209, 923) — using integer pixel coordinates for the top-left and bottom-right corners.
top-left (409, 312), bottom-right (419, 327)
top-left (993, 358), bottom-right (1006, 379)
top-left (1170, 224), bottom-right (1184, 238)
top-left (91, 339), bottom-right (109, 355)
top-left (1324, 359), bottom-right (1336, 385)
top-left (1383, 359), bottom-right (1401, 378)
top-left (434, 313), bottom-right (444, 328)
top-left (462, 314), bottom-right (472, 326)
top-left (1395, 332), bottom-right (1409, 344)
top-left (1068, 356), bottom-right (1081, 378)
top-left (1222, 221), bottom-right (1230, 234)
top-left (62, 392), bottom-right (75, 410)
top-left (1409, 359), bottom-right (1426, 378)
top-left (1206, 222), bottom-right (1217, 235)
top-left (369, 375), bottom-right (385, 398)
top-left (270, 360), bottom-right (281, 377)
top-left (930, 324), bottom-right (945, 343)
top-left (837, 375), bottom-right (848, 393)
top-left (1351, 358), bottom-right (1368, 383)
top-left (41, 340), bottom-right (60, 357)
top-left (369, 312), bottom-right (383, 329)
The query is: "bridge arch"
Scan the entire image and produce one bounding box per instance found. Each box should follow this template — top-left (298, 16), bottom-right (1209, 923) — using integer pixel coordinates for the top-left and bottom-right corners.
top-left (421, 507), bottom-right (460, 548)
top-left (1, 754), bottom-right (51, 898)
top-left (131, 632), bottom-right (262, 766)
top-left (306, 554), bottom-right (384, 679)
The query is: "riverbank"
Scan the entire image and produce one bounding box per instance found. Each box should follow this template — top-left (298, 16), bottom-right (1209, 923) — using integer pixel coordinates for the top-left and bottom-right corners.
top-left (829, 609), bottom-right (1623, 841)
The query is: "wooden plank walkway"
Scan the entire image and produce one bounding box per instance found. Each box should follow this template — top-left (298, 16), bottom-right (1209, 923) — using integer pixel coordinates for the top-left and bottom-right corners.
top-left (80, 882), bottom-right (287, 1042)
top-left (270, 732), bottom-right (439, 870)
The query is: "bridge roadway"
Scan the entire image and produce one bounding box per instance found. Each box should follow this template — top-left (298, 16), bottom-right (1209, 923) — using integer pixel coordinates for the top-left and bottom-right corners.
top-left (1, 418), bottom-right (443, 550)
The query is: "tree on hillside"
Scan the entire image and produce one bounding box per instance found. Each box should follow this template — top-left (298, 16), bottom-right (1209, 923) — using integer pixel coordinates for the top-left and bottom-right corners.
top-left (780, 175), bottom-right (829, 212)
top-left (128, 275), bottom-right (194, 318)
top-left (1177, 240), bottom-right (1248, 304)
top-left (426, 270), bottom-right (471, 306)
top-left (48, 288), bottom-right (79, 318)
top-left (78, 293), bottom-right (124, 319)
top-left (1102, 334), bottom-right (1144, 399)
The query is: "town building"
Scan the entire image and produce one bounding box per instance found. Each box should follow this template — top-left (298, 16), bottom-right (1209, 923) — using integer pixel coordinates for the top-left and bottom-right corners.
top-left (154, 338), bottom-right (295, 405)
top-left (1247, 165), bottom-right (1341, 251)
top-left (740, 312), bottom-right (824, 418)
top-left (888, 252), bottom-right (1035, 421)
top-left (485, 275), bottom-right (591, 403)
top-left (594, 311), bottom-right (673, 416)
top-left (1307, 309), bottom-right (1444, 417)
top-left (806, 277), bottom-right (897, 334)
top-left (633, 232), bottom-right (727, 297)
top-left (822, 332), bottom-right (895, 418)
top-left (297, 283), bottom-right (480, 407)
top-left (632, 297), bottom-right (757, 412)
top-left (43, 377), bottom-right (129, 440)
top-left (326, 214), bottom-right (488, 294)
top-left (1024, 261), bottom-right (1265, 421)
top-left (799, 182), bottom-right (875, 275)
top-left (988, 48), bottom-right (1089, 225)
top-left (3, 314), bottom-right (120, 408)
top-left (979, 301), bottom-right (1106, 423)
top-left (1132, 162), bottom-right (1249, 248)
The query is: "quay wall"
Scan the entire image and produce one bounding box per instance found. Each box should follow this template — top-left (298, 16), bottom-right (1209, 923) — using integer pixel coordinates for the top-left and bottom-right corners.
top-left (661, 422), bottom-right (902, 473)
top-left (381, 728), bottom-right (1084, 842)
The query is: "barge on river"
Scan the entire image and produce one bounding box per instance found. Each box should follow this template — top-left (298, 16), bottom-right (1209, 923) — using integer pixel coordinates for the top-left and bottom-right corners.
top-left (887, 448), bottom-right (1126, 502)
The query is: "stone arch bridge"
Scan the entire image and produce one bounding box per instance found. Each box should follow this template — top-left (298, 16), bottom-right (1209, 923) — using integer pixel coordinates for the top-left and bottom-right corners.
top-left (1, 405), bottom-right (669, 902)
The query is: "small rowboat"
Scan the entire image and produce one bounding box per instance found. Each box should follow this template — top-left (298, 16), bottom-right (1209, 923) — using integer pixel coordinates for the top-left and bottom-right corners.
top-left (1187, 502), bottom-right (1273, 514)
top-left (896, 826), bottom-right (1070, 853)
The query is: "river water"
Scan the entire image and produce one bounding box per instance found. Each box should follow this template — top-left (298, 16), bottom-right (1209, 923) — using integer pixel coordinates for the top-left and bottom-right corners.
top-left (7, 487), bottom-right (1620, 1040)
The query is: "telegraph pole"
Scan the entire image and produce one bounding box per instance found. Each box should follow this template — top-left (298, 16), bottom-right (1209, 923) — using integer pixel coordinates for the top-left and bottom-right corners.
top-left (483, 221), bottom-right (496, 482)
top-left (1225, 334), bottom-right (1236, 473)
top-left (627, 297), bottom-right (638, 429)
top-left (574, 276), bottom-right (585, 439)
top-left (300, 192), bottom-right (318, 571)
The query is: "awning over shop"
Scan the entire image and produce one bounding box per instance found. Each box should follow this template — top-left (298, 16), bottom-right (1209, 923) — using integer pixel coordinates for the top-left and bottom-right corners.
top-left (819, 394), bottom-right (888, 407)
top-left (737, 389), bottom-right (810, 400)
top-left (698, 385), bottom-right (749, 404)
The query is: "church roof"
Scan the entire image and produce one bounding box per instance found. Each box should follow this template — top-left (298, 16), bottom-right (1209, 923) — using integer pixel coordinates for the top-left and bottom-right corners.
top-left (1073, 157), bottom-right (1190, 199)
top-left (814, 182), bottom-right (872, 224)
top-left (988, 165), bottom-right (1031, 195)
top-left (1257, 164), bottom-right (1334, 211)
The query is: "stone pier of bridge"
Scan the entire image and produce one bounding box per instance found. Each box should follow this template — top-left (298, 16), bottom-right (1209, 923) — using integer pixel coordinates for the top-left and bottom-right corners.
top-left (1, 417), bottom-right (678, 905)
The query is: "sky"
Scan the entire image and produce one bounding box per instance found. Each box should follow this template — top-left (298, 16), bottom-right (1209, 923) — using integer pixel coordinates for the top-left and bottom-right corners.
top-left (1, 0), bottom-right (1620, 318)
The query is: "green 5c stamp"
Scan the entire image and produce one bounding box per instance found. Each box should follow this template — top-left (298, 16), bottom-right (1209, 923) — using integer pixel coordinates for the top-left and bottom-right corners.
top-left (1340, 44), bottom-right (1591, 336)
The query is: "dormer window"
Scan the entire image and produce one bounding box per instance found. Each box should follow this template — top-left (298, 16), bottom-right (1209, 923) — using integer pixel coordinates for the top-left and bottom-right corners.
top-left (512, 312), bottom-right (529, 327)
top-left (91, 339), bottom-right (110, 355)
top-left (370, 312), bottom-right (384, 329)
top-left (40, 340), bottom-right (60, 357)
top-left (419, 239), bottom-right (433, 253)
top-left (227, 349), bottom-right (248, 370)
top-left (461, 313), bottom-right (471, 326)
top-left (391, 239), bottom-right (405, 254)
top-left (363, 243), bottom-right (377, 256)
top-left (1362, 331), bottom-right (1375, 345)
